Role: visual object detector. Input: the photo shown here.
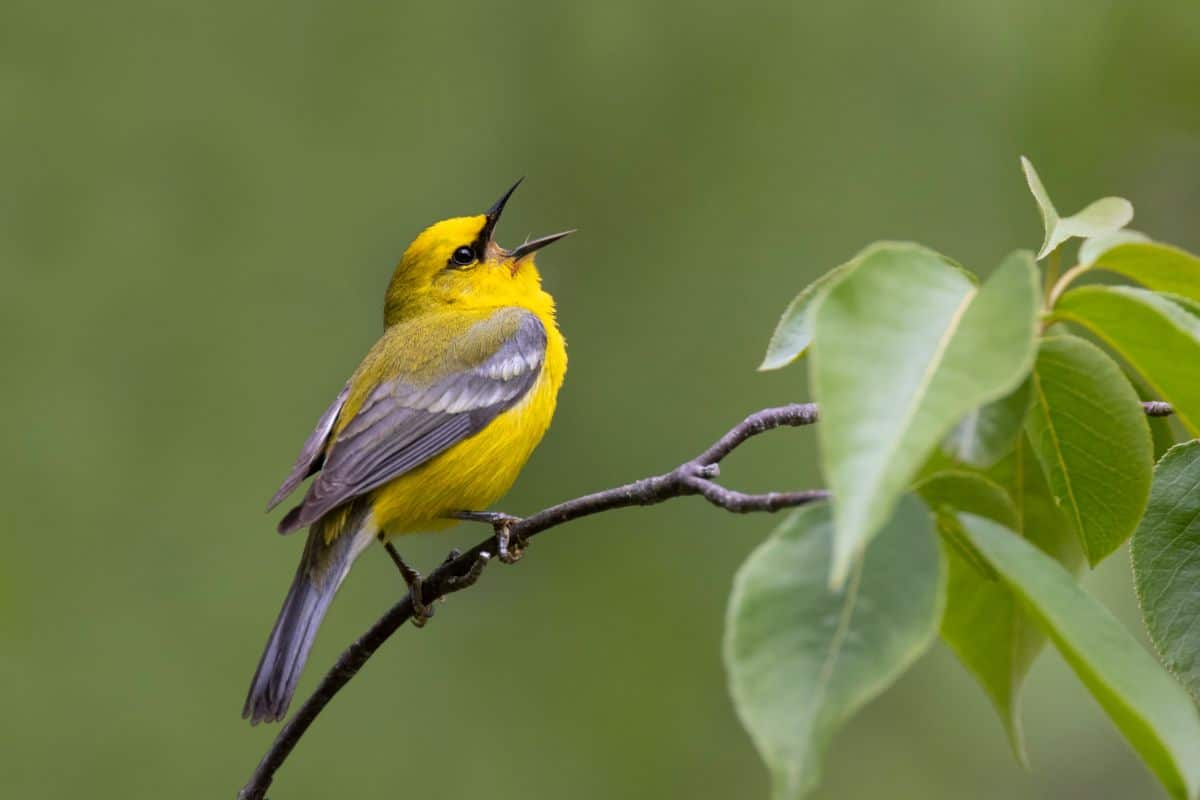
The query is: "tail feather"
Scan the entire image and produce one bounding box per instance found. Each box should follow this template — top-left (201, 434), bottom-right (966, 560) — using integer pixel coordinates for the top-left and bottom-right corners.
top-left (243, 505), bottom-right (375, 724)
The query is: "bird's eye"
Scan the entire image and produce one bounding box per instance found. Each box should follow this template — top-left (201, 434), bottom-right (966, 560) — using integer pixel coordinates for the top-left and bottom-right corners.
top-left (450, 246), bottom-right (476, 267)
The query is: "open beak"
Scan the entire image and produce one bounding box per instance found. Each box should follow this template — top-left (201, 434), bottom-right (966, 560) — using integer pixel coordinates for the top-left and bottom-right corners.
top-left (507, 229), bottom-right (576, 261)
top-left (478, 178), bottom-right (523, 247)
top-left (477, 178), bottom-right (575, 266)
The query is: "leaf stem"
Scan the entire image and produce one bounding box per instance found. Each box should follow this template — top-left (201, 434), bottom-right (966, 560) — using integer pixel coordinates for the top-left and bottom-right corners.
top-left (1043, 247), bottom-right (1062, 300)
top-left (1045, 264), bottom-right (1090, 317)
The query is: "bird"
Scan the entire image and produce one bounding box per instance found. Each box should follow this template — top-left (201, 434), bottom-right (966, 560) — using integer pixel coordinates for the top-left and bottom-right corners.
top-left (243, 180), bottom-right (571, 725)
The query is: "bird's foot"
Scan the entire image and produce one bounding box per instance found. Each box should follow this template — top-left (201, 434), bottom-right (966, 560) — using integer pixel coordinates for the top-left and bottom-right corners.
top-left (450, 511), bottom-right (526, 564)
top-left (382, 541), bottom-right (434, 627)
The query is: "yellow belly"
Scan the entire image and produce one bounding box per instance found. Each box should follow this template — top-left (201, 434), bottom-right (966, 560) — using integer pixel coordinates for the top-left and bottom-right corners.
top-left (368, 358), bottom-right (562, 538)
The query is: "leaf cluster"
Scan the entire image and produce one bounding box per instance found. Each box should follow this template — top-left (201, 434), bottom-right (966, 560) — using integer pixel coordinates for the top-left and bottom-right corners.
top-left (730, 159), bottom-right (1200, 799)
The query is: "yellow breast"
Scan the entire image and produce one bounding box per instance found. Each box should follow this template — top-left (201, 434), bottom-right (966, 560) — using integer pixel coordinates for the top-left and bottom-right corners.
top-left (370, 315), bottom-right (566, 537)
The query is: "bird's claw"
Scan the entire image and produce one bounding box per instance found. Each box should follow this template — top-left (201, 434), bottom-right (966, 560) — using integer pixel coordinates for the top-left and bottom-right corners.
top-left (449, 511), bottom-right (528, 565)
top-left (409, 583), bottom-right (434, 628)
top-left (496, 524), bottom-right (526, 565)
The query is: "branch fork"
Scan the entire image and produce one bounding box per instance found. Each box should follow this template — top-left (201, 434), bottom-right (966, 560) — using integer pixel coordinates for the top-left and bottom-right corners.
top-left (238, 402), bottom-right (822, 800)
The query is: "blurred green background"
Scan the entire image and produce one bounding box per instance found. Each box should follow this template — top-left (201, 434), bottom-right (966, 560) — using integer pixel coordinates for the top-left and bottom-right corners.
top-left (3, 1), bottom-right (1199, 797)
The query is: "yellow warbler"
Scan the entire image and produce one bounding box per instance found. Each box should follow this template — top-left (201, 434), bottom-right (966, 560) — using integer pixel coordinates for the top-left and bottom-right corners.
top-left (244, 181), bottom-right (570, 724)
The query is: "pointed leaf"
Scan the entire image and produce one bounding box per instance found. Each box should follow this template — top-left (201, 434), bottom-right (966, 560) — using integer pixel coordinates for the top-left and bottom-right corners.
top-left (960, 514), bottom-right (1200, 800)
top-left (724, 498), bottom-right (944, 800)
top-left (942, 378), bottom-right (1034, 468)
top-left (1132, 441), bottom-right (1200, 703)
top-left (1057, 196), bottom-right (1135, 244)
top-left (918, 472), bottom-right (1028, 762)
top-left (1054, 286), bottom-right (1200, 436)
top-left (1024, 336), bottom-right (1153, 565)
top-left (760, 260), bottom-right (858, 371)
top-left (812, 246), bottom-right (1039, 585)
top-left (1021, 157), bottom-right (1061, 259)
top-left (1021, 157), bottom-right (1133, 259)
top-left (1087, 241), bottom-right (1200, 302)
top-left (918, 464), bottom-right (1069, 766)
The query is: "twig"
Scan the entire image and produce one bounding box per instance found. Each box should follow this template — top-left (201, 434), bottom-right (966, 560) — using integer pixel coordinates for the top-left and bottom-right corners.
top-left (238, 403), bottom-right (823, 800)
top-left (238, 398), bottom-right (1175, 798)
top-left (1142, 400), bottom-right (1175, 418)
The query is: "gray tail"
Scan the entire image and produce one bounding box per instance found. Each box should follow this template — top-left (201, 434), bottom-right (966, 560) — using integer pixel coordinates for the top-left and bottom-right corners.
top-left (243, 506), bottom-right (375, 724)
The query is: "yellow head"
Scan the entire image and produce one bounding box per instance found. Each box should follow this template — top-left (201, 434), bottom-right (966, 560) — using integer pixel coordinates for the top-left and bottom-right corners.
top-left (384, 180), bottom-right (573, 325)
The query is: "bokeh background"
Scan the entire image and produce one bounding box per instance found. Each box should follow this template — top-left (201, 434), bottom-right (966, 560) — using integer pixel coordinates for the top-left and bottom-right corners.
top-left (4, 1), bottom-right (1199, 798)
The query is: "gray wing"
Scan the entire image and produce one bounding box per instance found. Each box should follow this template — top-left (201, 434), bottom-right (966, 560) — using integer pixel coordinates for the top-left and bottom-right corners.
top-left (277, 311), bottom-right (547, 533)
top-left (266, 382), bottom-right (351, 511)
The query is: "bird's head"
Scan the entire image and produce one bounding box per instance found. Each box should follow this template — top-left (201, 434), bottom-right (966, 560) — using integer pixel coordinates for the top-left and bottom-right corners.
top-left (384, 180), bottom-right (573, 325)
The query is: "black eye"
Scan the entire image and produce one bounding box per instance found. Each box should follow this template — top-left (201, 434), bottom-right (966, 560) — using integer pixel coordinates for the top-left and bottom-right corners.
top-left (450, 246), bottom-right (476, 267)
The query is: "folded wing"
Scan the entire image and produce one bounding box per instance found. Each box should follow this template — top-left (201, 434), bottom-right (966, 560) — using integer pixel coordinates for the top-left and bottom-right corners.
top-left (266, 382), bottom-right (351, 512)
top-left (275, 309), bottom-right (547, 533)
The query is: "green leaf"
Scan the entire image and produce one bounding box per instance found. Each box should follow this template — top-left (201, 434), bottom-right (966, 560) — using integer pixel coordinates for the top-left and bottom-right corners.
top-left (987, 434), bottom-right (1085, 572)
top-left (1079, 230), bottom-right (1151, 267)
top-left (918, 470), bottom-right (1019, 529)
top-left (812, 245), bottom-right (1039, 586)
top-left (1021, 157), bottom-right (1134, 259)
top-left (960, 514), bottom-right (1200, 800)
top-left (942, 378), bottom-right (1033, 468)
top-left (1163, 292), bottom-right (1200, 319)
top-left (1054, 286), bottom-right (1200, 436)
top-left (1086, 241), bottom-right (1200, 302)
top-left (1024, 335), bottom-right (1153, 565)
top-left (760, 260), bottom-right (858, 371)
top-left (916, 468), bottom-right (1045, 766)
top-left (724, 497), bottom-right (944, 800)
top-left (1021, 156), bottom-right (1059, 258)
top-left (983, 434), bottom-right (1087, 753)
top-left (1132, 441), bottom-right (1200, 703)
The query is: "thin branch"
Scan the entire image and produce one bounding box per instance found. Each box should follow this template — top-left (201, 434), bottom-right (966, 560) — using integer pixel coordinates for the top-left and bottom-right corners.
top-left (238, 398), bottom-right (1173, 798)
top-left (238, 403), bottom-right (822, 800)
